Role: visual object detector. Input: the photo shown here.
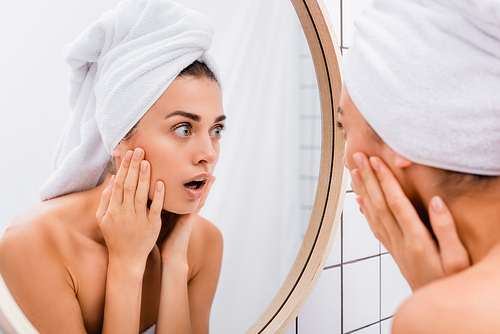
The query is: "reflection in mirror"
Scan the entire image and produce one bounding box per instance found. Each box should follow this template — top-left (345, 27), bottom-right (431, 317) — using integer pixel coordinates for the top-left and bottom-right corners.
top-left (0, 0), bottom-right (322, 333)
top-left (196, 2), bottom-right (322, 332)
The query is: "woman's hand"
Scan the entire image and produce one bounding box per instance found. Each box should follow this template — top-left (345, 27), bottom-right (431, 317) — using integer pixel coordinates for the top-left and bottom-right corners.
top-left (349, 152), bottom-right (470, 291)
top-left (96, 147), bottom-right (165, 270)
top-left (160, 176), bottom-right (216, 267)
top-left (156, 176), bottom-right (218, 334)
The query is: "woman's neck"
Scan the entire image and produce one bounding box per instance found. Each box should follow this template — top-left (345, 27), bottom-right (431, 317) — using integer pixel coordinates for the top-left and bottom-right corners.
top-left (447, 191), bottom-right (500, 264)
top-left (408, 166), bottom-right (500, 264)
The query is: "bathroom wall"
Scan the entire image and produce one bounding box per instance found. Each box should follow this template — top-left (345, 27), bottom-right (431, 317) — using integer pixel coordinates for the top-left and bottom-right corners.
top-left (290, 0), bottom-right (413, 333)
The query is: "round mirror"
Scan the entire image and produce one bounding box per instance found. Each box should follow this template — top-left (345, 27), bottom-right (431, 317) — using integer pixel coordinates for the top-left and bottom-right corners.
top-left (0, 0), bottom-right (345, 333)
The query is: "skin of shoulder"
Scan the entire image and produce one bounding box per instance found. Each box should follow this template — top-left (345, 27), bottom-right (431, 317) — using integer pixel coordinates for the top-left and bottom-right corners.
top-left (0, 200), bottom-right (74, 280)
top-left (187, 214), bottom-right (223, 280)
top-left (182, 215), bottom-right (223, 333)
top-left (0, 197), bottom-right (91, 333)
top-left (392, 259), bottom-right (500, 334)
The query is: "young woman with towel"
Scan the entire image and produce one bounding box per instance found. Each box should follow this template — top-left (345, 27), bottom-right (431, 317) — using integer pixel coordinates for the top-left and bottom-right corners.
top-left (339, 0), bottom-right (500, 332)
top-left (0, 1), bottom-right (223, 333)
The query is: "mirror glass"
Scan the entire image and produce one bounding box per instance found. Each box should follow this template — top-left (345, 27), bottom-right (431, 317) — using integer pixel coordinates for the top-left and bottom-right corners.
top-left (0, 0), bottom-right (322, 333)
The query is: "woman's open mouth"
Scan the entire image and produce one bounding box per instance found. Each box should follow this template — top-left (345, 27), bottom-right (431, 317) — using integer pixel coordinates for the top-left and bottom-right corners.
top-left (183, 173), bottom-right (211, 199)
top-left (184, 179), bottom-right (206, 190)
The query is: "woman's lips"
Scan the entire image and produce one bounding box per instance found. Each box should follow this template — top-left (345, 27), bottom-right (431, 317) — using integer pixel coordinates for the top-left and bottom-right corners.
top-left (183, 172), bottom-right (211, 200)
top-left (184, 182), bottom-right (206, 199)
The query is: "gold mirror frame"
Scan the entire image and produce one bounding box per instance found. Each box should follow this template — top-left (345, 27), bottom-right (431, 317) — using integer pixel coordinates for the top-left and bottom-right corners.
top-left (0, 0), bottom-right (346, 333)
top-left (246, 0), bottom-right (346, 332)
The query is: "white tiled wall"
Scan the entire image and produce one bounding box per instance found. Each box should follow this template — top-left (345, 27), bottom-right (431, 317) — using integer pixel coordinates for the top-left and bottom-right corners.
top-left (343, 193), bottom-right (379, 262)
top-left (299, 268), bottom-right (341, 333)
top-left (293, 1), bottom-right (412, 333)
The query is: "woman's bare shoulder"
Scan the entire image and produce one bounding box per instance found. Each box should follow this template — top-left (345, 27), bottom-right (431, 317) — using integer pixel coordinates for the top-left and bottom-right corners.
top-left (0, 195), bottom-right (90, 274)
top-left (192, 215), bottom-right (223, 245)
top-left (0, 197), bottom-right (92, 333)
top-left (0, 200), bottom-right (70, 268)
top-left (187, 215), bottom-right (223, 277)
top-left (392, 259), bottom-right (500, 334)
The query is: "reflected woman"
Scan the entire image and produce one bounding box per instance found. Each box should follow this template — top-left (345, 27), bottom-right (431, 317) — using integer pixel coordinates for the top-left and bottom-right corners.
top-left (0, 1), bottom-right (224, 333)
top-left (339, 0), bottom-right (500, 332)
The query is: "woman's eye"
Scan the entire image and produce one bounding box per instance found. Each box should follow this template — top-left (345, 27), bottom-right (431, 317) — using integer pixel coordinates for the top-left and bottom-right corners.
top-left (174, 125), bottom-right (191, 137)
top-left (337, 122), bottom-right (346, 138)
top-left (211, 126), bottom-right (224, 138)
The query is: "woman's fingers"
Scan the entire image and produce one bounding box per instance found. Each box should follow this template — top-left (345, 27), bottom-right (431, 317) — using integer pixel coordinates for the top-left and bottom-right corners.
top-left (111, 150), bottom-right (133, 205)
top-left (148, 181), bottom-right (165, 222)
top-left (352, 153), bottom-right (401, 244)
top-left (122, 148), bottom-right (144, 207)
top-left (135, 160), bottom-right (151, 217)
top-left (368, 156), bottom-right (423, 236)
top-left (194, 176), bottom-right (216, 215)
top-left (96, 175), bottom-right (115, 223)
top-left (429, 196), bottom-right (470, 275)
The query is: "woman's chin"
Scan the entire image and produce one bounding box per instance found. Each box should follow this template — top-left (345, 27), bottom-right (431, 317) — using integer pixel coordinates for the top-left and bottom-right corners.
top-left (162, 200), bottom-right (199, 215)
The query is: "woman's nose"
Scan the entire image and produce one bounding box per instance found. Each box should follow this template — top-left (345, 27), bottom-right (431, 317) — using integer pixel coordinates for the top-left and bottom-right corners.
top-left (194, 135), bottom-right (217, 165)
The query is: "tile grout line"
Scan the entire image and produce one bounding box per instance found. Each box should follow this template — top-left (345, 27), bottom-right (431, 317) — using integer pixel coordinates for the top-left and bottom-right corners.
top-left (345, 316), bottom-right (395, 334)
top-left (344, 320), bottom-right (381, 334)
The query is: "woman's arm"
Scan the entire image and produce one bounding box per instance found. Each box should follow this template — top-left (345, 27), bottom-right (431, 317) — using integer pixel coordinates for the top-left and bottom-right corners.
top-left (186, 218), bottom-right (223, 334)
top-left (156, 217), bottom-right (223, 334)
top-left (349, 152), bottom-right (470, 290)
top-left (156, 178), bottom-right (222, 334)
top-left (97, 148), bottom-right (165, 333)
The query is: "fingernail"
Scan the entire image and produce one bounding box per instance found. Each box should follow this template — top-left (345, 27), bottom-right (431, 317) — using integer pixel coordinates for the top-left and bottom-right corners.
top-left (353, 153), bottom-right (364, 168)
top-left (108, 175), bottom-right (115, 186)
top-left (431, 196), bottom-right (444, 213)
top-left (156, 181), bottom-right (164, 191)
top-left (133, 148), bottom-right (142, 160)
top-left (125, 150), bottom-right (133, 161)
top-left (351, 169), bottom-right (362, 185)
top-left (369, 157), bottom-right (379, 171)
top-left (141, 161), bottom-right (148, 173)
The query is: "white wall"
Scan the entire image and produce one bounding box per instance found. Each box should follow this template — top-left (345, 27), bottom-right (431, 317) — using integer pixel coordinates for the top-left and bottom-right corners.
top-left (0, 0), bottom-right (124, 225)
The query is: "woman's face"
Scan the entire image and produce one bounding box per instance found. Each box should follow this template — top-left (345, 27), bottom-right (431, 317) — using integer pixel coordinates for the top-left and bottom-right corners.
top-left (338, 85), bottom-right (424, 214)
top-left (118, 76), bottom-right (225, 214)
top-left (338, 85), bottom-right (389, 172)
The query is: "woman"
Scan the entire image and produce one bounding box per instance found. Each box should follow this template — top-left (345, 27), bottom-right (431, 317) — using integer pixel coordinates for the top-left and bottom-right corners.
top-left (338, 0), bottom-right (500, 332)
top-left (0, 1), bottom-right (223, 333)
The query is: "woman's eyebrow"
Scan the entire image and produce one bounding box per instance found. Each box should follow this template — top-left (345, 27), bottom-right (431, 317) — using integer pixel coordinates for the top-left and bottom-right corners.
top-left (215, 115), bottom-right (226, 122)
top-left (165, 110), bottom-right (200, 122)
top-left (165, 111), bottom-right (226, 123)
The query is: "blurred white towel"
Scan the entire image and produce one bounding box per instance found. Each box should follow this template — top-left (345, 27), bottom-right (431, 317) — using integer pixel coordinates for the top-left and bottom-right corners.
top-left (141, 324), bottom-right (155, 334)
top-left (40, 0), bottom-right (219, 200)
top-left (343, 0), bottom-right (500, 175)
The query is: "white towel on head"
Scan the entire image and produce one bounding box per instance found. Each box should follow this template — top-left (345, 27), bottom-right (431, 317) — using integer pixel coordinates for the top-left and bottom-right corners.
top-left (343, 0), bottom-right (500, 175)
top-left (39, 0), bottom-right (219, 200)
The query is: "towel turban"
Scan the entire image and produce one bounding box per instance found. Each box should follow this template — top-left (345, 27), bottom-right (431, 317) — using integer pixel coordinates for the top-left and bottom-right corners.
top-left (343, 0), bottom-right (500, 175)
top-left (40, 0), bottom-right (219, 200)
